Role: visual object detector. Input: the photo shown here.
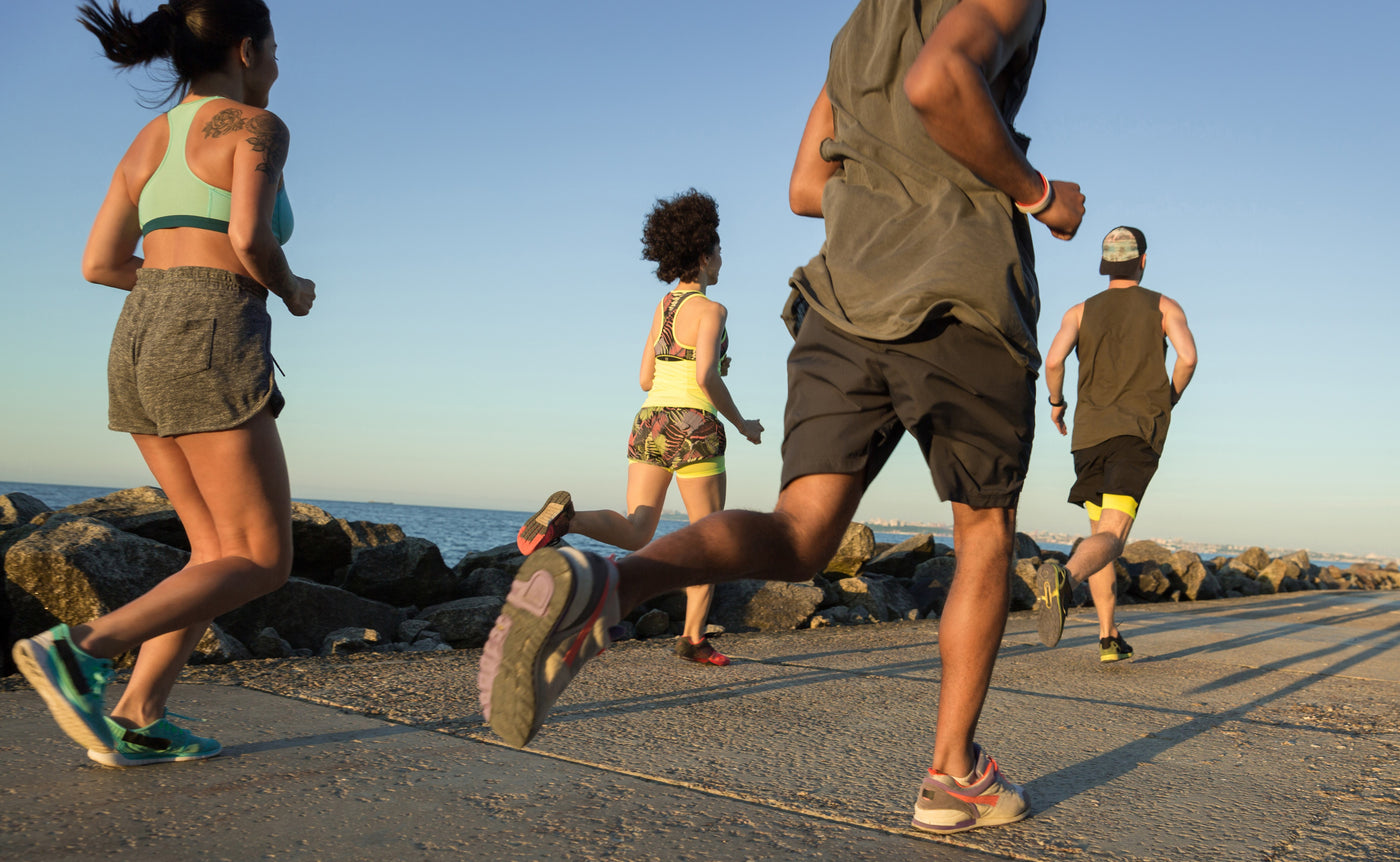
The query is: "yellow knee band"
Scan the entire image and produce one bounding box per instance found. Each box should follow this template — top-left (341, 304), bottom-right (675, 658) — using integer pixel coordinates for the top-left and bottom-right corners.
top-left (1100, 493), bottom-right (1139, 519)
top-left (676, 456), bottom-right (725, 479)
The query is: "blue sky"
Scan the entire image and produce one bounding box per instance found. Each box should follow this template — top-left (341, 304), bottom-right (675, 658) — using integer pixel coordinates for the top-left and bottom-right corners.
top-left (2, 1), bottom-right (1397, 559)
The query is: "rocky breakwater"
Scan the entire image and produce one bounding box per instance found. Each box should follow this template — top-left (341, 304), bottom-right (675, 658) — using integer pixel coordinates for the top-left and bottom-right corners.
top-left (3, 488), bottom-right (1397, 673)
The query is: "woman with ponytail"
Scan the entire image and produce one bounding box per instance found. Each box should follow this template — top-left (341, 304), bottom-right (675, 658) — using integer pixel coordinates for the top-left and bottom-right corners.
top-left (11, 0), bottom-right (314, 767)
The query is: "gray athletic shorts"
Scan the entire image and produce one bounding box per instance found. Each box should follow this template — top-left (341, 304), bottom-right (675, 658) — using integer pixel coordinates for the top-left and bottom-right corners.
top-left (108, 266), bottom-right (284, 437)
top-left (781, 311), bottom-right (1035, 509)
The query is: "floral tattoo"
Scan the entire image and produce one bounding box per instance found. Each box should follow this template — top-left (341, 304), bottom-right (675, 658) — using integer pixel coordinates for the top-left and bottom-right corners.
top-left (202, 108), bottom-right (289, 181)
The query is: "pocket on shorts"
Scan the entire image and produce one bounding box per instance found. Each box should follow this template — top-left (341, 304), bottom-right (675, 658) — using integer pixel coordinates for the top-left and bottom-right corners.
top-left (152, 318), bottom-right (216, 379)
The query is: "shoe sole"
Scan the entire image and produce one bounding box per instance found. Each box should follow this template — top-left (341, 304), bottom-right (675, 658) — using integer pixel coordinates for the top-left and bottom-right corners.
top-left (11, 639), bottom-right (114, 753)
top-left (516, 491), bottom-right (572, 555)
top-left (1035, 563), bottom-right (1068, 648)
top-left (911, 806), bottom-right (1030, 834)
top-left (478, 547), bottom-right (598, 749)
top-left (88, 744), bottom-right (223, 767)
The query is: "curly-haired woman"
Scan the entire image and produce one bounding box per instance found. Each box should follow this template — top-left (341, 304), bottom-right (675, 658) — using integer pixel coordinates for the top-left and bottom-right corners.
top-left (12, 0), bottom-right (314, 766)
top-left (516, 189), bottom-right (762, 666)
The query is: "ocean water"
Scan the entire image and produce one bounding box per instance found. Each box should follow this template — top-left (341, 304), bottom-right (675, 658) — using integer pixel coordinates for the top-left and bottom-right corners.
top-left (2, 480), bottom-right (956, 566)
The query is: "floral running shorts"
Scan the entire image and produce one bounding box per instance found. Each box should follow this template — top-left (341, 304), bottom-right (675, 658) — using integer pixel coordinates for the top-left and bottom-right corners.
top-left (626, 406), bottom-right (726, 477)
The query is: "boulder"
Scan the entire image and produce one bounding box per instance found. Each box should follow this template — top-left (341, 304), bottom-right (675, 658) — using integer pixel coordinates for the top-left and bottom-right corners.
top-left (288, 502), bottom-right (354, 578)
top-left (320, 626), bottom-right (384, 656)
top-left (452, 543), bottom-right (528, 578)
top-left (911, 556), bottom-right (959, 616)
top-left (823, 522), bottom-right (875, 578)
top-left (635, 608), bottom-right (671, 638)
top-left (1178, 557), bottom-right (1223, 601)
top-left (416, 596), bottom-right (504, 648)
top-left (1013, 532), bottom-right (1041, 561)
top-left (1121, 540), bottom-right (1175, 570)
top-left (708, 580), bottom-right (823, 632)
top-left (215, 577), bottom-right (406, 653)
top-left (339, 519), bottom-right (407, 550)
top-left (1, 492), bottom-right (50, 530)
top-left (832, 575), bottom-right (917, 622)
top-left (1257, 559), bottom-right (1303, 593)
top-left (865, 533), bottom-right (951, 579)
top-left (58, 487), bottom-right (189, 550)
top-left (342, 537), bottom-right (455, 606)
top-left (461, 566), bottom-right (514, 599)
top-left (1236, 546), bottom-right (1272, 571)
top-left (251, 627), bottom-right (293, 659)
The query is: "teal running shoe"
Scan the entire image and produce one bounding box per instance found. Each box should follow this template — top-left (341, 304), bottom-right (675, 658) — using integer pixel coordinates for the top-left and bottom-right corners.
top-left (88, 714), bottom-right (222, 767)
top-left (12, 624), bottom-right (116, 752)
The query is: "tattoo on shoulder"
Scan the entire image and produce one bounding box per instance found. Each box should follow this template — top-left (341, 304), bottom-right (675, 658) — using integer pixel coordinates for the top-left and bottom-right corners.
top-left (203, 108), bottom-right (246, 138)
top-left (201, 108), bottom-right (288, 182)
top-left (245, 115), bottom-right (289, 180)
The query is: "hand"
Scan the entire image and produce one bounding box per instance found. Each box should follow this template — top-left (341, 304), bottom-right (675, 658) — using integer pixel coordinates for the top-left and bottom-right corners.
top-left (1035, 180), bottom-right (1085, 241)
top-left (720, 356), bottom-right (731, 377)
top-left (740, 418), bottom-right (764, 445)
top-left (1051, 403), bottom-right (1068, 436)
top-left (284, 276), bottom-right (315, 316)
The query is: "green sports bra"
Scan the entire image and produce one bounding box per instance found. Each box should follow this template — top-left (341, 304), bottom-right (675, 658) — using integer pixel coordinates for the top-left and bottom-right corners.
top-left (138, 96), bottom-right (293, 244)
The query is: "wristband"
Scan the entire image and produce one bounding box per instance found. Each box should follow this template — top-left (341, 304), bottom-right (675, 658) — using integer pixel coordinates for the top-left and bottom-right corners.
top-left (1048, 396), bottom-right (1066, 407)
top-left (1015, 173), bottom-right (1053, 215)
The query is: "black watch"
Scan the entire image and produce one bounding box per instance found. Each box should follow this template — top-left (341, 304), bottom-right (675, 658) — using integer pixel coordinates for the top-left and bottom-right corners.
top-left (1048, 397), bottom-right (1066, 407)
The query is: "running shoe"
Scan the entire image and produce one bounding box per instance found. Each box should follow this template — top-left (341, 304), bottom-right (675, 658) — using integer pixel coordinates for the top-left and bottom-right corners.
top-left (478, 546), bottom-right (620, 748)
top-left (1035, 561), bottom-right (1072, 648)
top-left (912, 744), bottom-right (1029, 834)
top-left (1099, 633), bottom-right (1134, 663)
top-left (88, 714), bottom-right (222, 767)
top-left (675, 636), bottom-right (730, 666)
top-left (516, 491), bottom-right (574, 555)
top-left (11, 624), bottom-right (116, 753)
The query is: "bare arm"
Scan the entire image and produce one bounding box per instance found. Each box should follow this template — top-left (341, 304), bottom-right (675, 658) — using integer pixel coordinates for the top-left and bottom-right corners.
top-left (902, 0), bottom-right (1084, 240)
top-left (1161, 296), bottom-right (1197, 405)
top-left (227, 109), bottom-right (314, 315)
top-left (694, 302), bottom-right (762, 445)
top-left (789, 87), bottom-right (839, 217)
top-left (1043, 303), bottom-right (1082, 435)
top-left (81, 140), bottom-right (146, 290)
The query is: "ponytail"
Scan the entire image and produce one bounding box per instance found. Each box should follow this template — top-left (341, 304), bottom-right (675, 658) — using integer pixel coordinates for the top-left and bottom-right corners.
top-left (76, 1), bottom-right (272, 105)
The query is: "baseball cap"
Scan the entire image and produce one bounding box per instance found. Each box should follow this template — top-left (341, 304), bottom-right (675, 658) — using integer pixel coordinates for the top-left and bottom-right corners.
top-left (1099, 226), bottom-right (1147, 276)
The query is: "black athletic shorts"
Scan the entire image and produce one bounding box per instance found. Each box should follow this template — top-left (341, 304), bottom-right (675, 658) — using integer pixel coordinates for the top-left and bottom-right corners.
top-left (1068, 435), bottom-right (1161, 509)
top-left (781, 311), bottom-right (1035, 509)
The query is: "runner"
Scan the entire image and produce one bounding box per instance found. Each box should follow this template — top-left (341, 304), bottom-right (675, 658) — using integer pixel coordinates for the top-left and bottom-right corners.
top-left (1036, 226), bottom-right (1199, 659)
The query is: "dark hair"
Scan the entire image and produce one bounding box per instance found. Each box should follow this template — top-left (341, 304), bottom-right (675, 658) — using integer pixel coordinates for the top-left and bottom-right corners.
top-left (77, 0), bottom-right (272, 106)
top-left (641, 189), bottom-right (720, 284)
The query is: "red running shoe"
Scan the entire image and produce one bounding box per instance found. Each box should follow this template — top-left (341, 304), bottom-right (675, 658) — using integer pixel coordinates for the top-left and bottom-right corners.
top-left (675, 636), bottom-right (730, 666)
top-left (517, 491), bottom-right (574, 555)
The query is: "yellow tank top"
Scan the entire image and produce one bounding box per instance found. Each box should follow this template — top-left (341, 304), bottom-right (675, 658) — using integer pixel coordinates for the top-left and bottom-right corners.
top-left (641, 291), bottom-right (725, 412)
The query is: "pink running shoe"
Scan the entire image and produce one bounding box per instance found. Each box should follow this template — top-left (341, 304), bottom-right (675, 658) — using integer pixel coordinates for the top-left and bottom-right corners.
top-left (478, 546), bottom-right (619, 748)
top-left (912, 744), bottom-right (1029, 833)
top-left (516, 491), bottom-right (574, 555)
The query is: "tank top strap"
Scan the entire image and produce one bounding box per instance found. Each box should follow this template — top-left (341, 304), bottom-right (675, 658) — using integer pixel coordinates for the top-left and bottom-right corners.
top-left (655, 290), bottom-right (704, 361)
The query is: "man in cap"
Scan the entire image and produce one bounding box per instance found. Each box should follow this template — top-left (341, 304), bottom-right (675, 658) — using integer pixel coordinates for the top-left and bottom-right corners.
top-left (1036, 226), bottom-right (1198, 660)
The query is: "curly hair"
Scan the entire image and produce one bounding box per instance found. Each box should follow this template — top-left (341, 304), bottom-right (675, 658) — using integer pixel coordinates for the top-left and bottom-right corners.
top-left (640, 189), bottom-right (720, 284)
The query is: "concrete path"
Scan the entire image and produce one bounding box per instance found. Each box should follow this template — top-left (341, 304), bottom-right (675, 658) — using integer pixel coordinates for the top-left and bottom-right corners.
top-left (3, 591), bottom-right (1398, 861)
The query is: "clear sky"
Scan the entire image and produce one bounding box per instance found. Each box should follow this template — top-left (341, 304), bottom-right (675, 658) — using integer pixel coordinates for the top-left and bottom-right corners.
top-left (2, 1), bottom-right (1397, 559)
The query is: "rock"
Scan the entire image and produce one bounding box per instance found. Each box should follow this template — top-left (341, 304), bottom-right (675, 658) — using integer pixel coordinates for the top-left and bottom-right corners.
top-left (1236, 546), bottom-right (1271, 571)
top-left (416, 596), bottom-right (505, 648)
top-left (342, 537), bottom-right (455, 606)
top-left (1258, 559), bottom-right (1303, 593)
top-left (634, 608), bottom-right (671, 638)
top-left (251, 627), bottom-right (293, 659)
top-left (1121, 540), bottom-right (1174, 569)
top-left (1217, 568), bottom-right (1263, 597)
top-left (832, 575), bottom-right (917, 622)
top-left (321, 626), bottom-right (383, 656)
top-left (193, 624), bottom-right (252, 664)
top-left (339, 519), bottom-right (407, 550)
top-left (398, 619), bottom-right (433, 642)
top-left (288, 502), bottom-right (354, 578)
top-left (823, 522), bottom-right (875, 578)
top-left (452, 543), bottom-right (528, 578)
top-left (1, 492), bottom-right (50, 530)
top-left (865, 533), bottom-right (950, 579)
top-left (215, 577), bottom-right (406, 653)
top-left (708, 580), bottom-right (823, 632)
top-left (1178, 558), bottom-right (1223, 601)
top-left (608, 620), bottom-right (637, 642)
top-left (58, 487), bottom-right (189, 550)
top-left (1129, 563), bottom-right (1175, 601)
top-left (911, 556), bottom-right (959, 616)
top-left (1013, 532), bottom-right (1041, 561)
top-left (4, 514), bottom-right (189, 650)
top-left (461, 566), bottom-right (513, 599)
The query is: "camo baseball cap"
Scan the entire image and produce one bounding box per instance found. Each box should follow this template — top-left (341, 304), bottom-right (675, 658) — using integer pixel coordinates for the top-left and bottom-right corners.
top-left (1099, 226), bottom-right (1147, 276)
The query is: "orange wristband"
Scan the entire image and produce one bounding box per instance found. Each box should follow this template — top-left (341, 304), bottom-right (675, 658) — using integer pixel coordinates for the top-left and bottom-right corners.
top-left (1015, 173), bottom-right (1053, 215)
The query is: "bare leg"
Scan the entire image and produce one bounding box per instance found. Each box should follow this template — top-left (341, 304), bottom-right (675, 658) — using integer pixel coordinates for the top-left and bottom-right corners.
top-left (615, 472), bottom-right (863, 617)
top-left (931, 503), bottom-right (1016, 779)
top-left (673, 471), bottom-right (726, 642)
top-left (70, 411), bottom-right (294, 726)
top-left (1081, 510), bottom-right (1135, 640)
top-left (567, 463), bottom-right (673, 551)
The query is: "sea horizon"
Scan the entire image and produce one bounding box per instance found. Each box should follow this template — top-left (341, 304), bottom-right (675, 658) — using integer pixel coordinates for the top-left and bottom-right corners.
top-left (3, 480), bottom-right (1390, 571)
